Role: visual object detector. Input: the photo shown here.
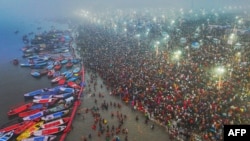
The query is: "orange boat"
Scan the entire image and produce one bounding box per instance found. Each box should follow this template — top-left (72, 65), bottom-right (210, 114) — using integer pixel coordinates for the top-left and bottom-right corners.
top-left (14, 121), bottom-right (35, 135)
top-left (18, 109), bottom-right (44, 118)
top-left (8, 103), bottom-right (33, 117)
top-left (41, 117), bottom-right (70, 128)
top-left (0, 121), bottom-right (30, 133)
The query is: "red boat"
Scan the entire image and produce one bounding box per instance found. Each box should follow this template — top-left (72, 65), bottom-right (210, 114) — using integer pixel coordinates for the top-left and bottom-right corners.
top-left (18, 109), bottom-right (44, 118)
top-left (67, 81), bottom-right (81, 89)
top-left (58, 78), bottom-right (66, 85)
top-left (51, 76), bottom-right (64, 83)
top-left (54, 64), bottom-right (62, 71)
top-left (14, 121), bottom-right (36, 135)
top-left (65, 62), bottom-right (73, 68)
top-left (33, 126), bottom-right (66, 136)
top-left (7, 103), bottom-right (33, 117)
top-left (0, 121), bottom-right (30, 133)
top-left (41, 117), bottom-right (70, 129)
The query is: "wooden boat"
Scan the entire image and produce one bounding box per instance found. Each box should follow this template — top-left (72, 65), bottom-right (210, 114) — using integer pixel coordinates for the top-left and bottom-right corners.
top-left (67, 81), bottom-right (81, 89)
top-left (0, 130), bottom-right (14, 141)
top-left (7, 103), bottom-right (33, 117)
top-left (16, 121), bottom-right (44, 141)
top-left (0, 121), bottom-right (30, 133)
top-left (41, 117), bottom-right (70, 129)
top-left (14, 121), bottom-right (35, 135)
top-left (18, 109), bottom-right (44, 118)
top-left (33, 126), bottom-right (66, 136)
top-left (41, 110), bottom-right (69, 122)
top-left (72, 67), bottom-right (80, 73)
top-left (22, 111), bottom-right (44, 121)
top-left (21, 135), bottom-right (57, 141)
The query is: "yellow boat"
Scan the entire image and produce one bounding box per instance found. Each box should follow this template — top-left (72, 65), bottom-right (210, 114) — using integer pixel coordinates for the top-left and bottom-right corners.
top-left (16, 121), bottom-right (44, 141)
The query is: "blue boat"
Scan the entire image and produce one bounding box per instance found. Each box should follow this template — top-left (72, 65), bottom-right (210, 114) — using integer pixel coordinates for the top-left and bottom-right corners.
top-left (61, 59), bottom-right (68, 64)
top-left (72, 59), bottom-right (80, 64)
top-left (34, 95), bottom-right (53, 99)
top-left (23, 111), bottom-right (44, 121)
top-left (24, 89), bottom-right (46, 97)
top-left (67, 77), bottom-right (78, 82)
top-left (31, 71), bottom-right (41, 77)
top-left (20, 63), bottom-right (33, 67)
top-left (72, 67), bottom-right (80, 73)
top-left (46, 64), bottom-right (54, 70)
top-left (53, 92), bottom-right (73, 99)
top-left (29, 104), bottom-right (44, 110)
top-left (41, 110), bottom-right (69, 121)
top-left (21, 135), bottom-right (57, 141)
top-left (59, 87), bottom-right (74, 93)
top-left (0, 131), bottom-right (14, 141)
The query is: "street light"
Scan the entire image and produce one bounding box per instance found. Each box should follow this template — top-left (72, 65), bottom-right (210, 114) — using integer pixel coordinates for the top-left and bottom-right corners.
top-left (155, 41), bottom-right (160, 57)
top-left (215, 66), bottom-right (225, 90)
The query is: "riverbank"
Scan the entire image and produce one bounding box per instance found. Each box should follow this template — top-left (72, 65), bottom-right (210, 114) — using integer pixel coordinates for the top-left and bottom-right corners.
top-left (66, 68), bottom-right (171, 141)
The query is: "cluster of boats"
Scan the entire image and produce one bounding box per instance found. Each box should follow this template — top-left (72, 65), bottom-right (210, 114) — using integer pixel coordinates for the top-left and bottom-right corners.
top-left (20, 55), bottom-right (80, 78)
top-left (2, 29), bottom-right (84, 141)
top-left (0, 82), bottom-right (82, 141)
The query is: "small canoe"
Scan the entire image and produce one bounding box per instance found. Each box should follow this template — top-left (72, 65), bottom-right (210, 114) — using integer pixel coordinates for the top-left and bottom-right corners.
top-left (0, 131), bottom-right (14, 141)
top-left (72, 67), bottom-right (80, 73)
top-left (16, 121), bottom-right (44, 141)
top-left (14, 121), bottom-right (35, 135)
top-left (31, 71), bottom-right (41, 78)
top-left (0, 121), bottom-right (30, 133)
top-left (21, 135), bottom-right (57, 141)
top-left (7, 103), bottom-right (33, 117)
top-left (41, 110), bottom-right (69, 122)
top-left (18, 109), bottom-right (44, 118)
top-left (67, 81), bottom-right (81, 89)
top-left (33, 126), bottom-right (66, 136)
top-left (22, 111), bottom-right (44, 121)
top-left (41, 117), bottom-right (70, 129)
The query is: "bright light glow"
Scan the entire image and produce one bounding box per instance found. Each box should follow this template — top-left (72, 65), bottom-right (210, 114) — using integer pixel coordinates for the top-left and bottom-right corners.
top-left (215, 67), bottom-right (225, 75)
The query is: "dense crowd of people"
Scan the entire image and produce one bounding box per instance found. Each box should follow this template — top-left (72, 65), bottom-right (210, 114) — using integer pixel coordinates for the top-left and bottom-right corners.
top-left (76, 9), bottom-right (249, 141)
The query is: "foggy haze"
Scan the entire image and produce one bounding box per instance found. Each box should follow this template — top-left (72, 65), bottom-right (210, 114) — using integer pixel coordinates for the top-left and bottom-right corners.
top-left (0, 0), bottom-right (249, 21)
